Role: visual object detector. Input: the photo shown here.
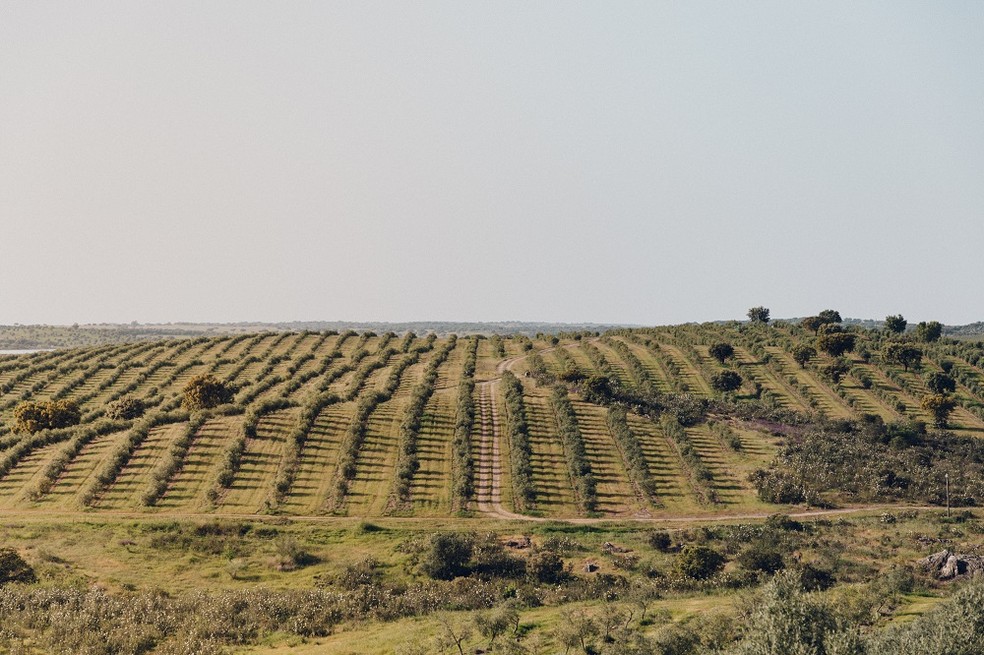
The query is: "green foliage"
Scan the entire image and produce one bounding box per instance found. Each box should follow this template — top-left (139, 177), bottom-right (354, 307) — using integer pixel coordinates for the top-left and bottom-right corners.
top-left (921, 393), bottom-right (956, 428)
top-left (106, 395), bottom-right (146, 420)
top-left (13, 399), bottom-right (81, 433)
top-left (818, 309), bottom-right (842, 325)
top-left (737, 545), bottom-right (785, 574)
top-left (883, 343), bottom-right (922, 371)
top-left (821, 358), bottom-right (851, 383)
top-left (550, 385), bottom-right (597, 512)
top-left (711, 370), bottom-right (742, 393)
top-left (747, 306), bottom-right (771, 324)
top-left (792, 344), bottom-right (816, 368)
top-left (502, 371), bottom-right (535, 510)
top-left (421, 532), bottom-right (474, 580)
top-left (817, 325), bottom-right (856, 357)
top-left (526, 549), bottom-right (565, 584)
top-left (709, 342), bottom-right (735, 364)
top-left (884, 314), bottom-right (907, 334)
top-left (925, 372), bottom-right (956, 395)
top-left (915, 320), bottom-right (943, 343)
top-left (0, 548), bottom-right (35, 585)
top-left (675, 544), bottom-right (724, 580)
top-left (182, 374), bottom-right (233, 411)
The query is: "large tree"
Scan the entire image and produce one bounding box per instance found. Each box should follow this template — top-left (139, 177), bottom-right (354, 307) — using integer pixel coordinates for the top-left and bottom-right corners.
top-left (708, 342), bottom-right (735, 364)
top-left (817, 325), bottom-right (855, 357)
top-left (926, 372), bottom-right (957, 395)
top-left (884, 314), bottom-right (907, 334)
top-left (747, 306), bottom-right (770, 324)
top-left (883, 343), bottom-right (922, 372)
top-left (916, 320), bottom-right (943, 343)
top-left (818, 309), bottom-right (842, 325)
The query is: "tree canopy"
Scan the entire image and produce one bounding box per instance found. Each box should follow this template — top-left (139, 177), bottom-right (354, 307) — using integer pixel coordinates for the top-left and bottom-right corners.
top-left (708, 342), bottom-right (735, 364)
top-left (883, 343), bottom-right (922, 372)
top-left (747, 306), bottom-right (770, 324)
top-left (916, 320), bottom-right (943, 343)
top-left (884, 314), bottom-right (907, 334)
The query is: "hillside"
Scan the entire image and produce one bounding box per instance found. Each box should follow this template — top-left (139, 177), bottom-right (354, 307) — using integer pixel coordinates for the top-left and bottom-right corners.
top-left (1, 319), bottom-right (980, 520)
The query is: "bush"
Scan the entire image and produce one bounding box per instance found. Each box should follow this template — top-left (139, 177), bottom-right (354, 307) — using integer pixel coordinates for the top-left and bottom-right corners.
top-left (106, 395), bottom-right (146, 420)
top-left (675, 545), bottom-right (724, 580)
top-left (182, 374), bottom-right (233, 410)
top-left (0, 548), bottom-right (35, 584)
top-left (421, 532), bottom-right (473, 580)
top-left (646, 530), bottom-right (673, 552)
top-left (526, 549), bottom-right (565, 584)
top-left (737, 546), bottom-right (784, 574)
top-left (13, 399), bottom-right (81, 433)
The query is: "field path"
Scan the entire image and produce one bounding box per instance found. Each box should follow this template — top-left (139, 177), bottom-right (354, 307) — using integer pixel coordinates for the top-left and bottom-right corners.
top-left (474, 380), bottom-right (529, 521)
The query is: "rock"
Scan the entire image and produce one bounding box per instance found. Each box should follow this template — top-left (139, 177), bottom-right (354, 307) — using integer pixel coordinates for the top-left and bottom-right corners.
top-left (584, 562), bottom-right (599, 573)
top-left (602, 542), bottom-right (630, 554)
top-left (919, 550), bottom-right (951, 573)
top-left (941, 555), bottom-right (960, 579)
top-left (505, 536), bottom-right (531, 549)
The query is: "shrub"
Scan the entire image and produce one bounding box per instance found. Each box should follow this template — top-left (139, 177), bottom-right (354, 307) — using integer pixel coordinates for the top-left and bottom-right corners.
top-left (0, 548), bottom-right (35, 584)
top-left (737, 546), bottom-right (785, 574)
top-left (526, 549), bottom-right (565, 584)
top-left (421, 532), bottom-right (474, 580)
top-left (106, 395), bottom-right (146, 420)
top-left (675, 545), bottom-right (724, 580)
top-left (13, 399), bottom-right (81, 433)
top-left (646, 530), bottom-right (673, 552)
top-left (182, 374), bottom-right (233, 410)
top-left (711, 371), bottom-right (742, 393)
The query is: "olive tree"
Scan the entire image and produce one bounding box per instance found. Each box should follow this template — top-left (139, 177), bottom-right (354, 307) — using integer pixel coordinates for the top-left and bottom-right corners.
top-left (921, 393), bottom-right (956, 429)
top-left (883, 343), bottom-right (922, 372)
top-left (711, 370), bottom-right (743, 393)
top-left (915, 321), bottom-right (943, 343)
top-left (792, 344), bottom-right (816, 368)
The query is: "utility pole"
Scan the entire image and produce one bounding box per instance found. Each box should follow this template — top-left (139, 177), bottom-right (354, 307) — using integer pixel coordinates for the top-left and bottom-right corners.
top-left (945, 473), bottom-right (950, 518)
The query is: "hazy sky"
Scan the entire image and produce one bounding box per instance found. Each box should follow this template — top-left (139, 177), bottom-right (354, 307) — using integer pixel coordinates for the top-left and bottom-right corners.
top-left (2, 2), bottom-right (982, 326)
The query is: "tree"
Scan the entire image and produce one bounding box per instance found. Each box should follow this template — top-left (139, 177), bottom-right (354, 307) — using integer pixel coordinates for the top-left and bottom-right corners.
top-left (801, 316), bottom-right (823, 335)
top-left (926, 372), bottom-right (956, 395)
top-left (818, 309), bottom-right (842, 325)
top-left (883, 343), bottom-right (922, 372)
top-left (711, 370), bottom-right (742, 393)
top-left (916, 320), bottom-right (943, 343)
top-left (747, 306), bottom-right (771, 324)
top-left (820, 358), bottom-right (850, 383)
top-left (884, 314), bottom-right (907, 334)
top-left (182, 374), bottom-right (233, 411)
top-left (421, 532), bottom-right (473, 580)
top-left (708, 342), bottom-right (735, 364)
top-left (676, 544), bottom-right (724, 580)
top-left (13, 399), bottom-right (81, 434)
top-left (921, 393), bottom-right (956, 429)
top-left (817, 325), bottom-right (856, 357)
top-left (792, 344), bottom-right (816, 368)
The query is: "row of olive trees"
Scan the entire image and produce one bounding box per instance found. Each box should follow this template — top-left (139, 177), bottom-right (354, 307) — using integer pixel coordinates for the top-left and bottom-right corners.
top-left (501, 370), bottom-right (535, 511)
top-left (549, 384), bottom-right (597, 512)
top-left (394, 336), bottom-right (458, 505)
top-left (451, 338), bottom-right (479, 511)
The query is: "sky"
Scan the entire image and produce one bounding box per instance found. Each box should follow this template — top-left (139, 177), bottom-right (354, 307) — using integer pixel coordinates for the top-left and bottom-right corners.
top-left (1, 2), bottom-right (982, 326)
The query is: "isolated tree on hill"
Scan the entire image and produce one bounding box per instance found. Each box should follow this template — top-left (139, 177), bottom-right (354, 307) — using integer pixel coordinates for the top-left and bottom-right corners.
top-left (709, 342), bottom-right (735, 364)
top-left (883, 343), bottom-right (922, 372)
top-left (182, 374), bottom-right (233, 411)
top-left (711, 370), bottom-right (742, 393)
top-left (747, 306), bottom-right (770, 324)
top-left (916, 320), bottom-right (943, 343)
top-left (926, 372), bottom-right (957, 395)
top-left (884, 314), bottom-right (907, 334)
top-left (818, 309), bottom-right (842, 325)
top-left (792, 344), bottom-right (816, 368)
top-left (921, 393), bottom-right (956, 429)
top-left (817, 325), bottom-right (856, 357)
